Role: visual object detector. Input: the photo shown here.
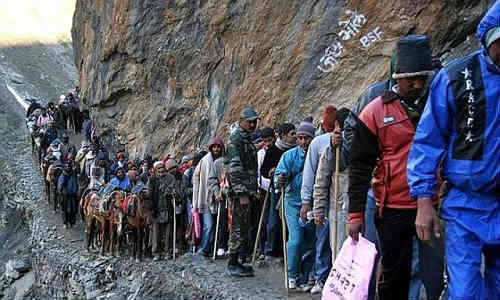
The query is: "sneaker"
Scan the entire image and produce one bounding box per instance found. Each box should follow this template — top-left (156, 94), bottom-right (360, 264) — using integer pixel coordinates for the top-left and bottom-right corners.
top-left (217, 248), bottom-right (225, 256)
top-left (288, 278), bottom-right (297, 290)
top-left (298, 282), bottom-right (313, 292)
top-left (310, 281), bottom-right (324, 294)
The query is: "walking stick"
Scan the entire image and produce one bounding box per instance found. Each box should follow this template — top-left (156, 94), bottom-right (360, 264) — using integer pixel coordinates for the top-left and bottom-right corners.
top-left (213, 201), bottom-right (222, 260)
top-left (172, 196), bottom-right (177, 260)
top-left (252, 190), bottom-right (270, 262)
top-left (333, 146), bottom-right (341, 261)
top-left (280, 187), bottom-right (289, 291)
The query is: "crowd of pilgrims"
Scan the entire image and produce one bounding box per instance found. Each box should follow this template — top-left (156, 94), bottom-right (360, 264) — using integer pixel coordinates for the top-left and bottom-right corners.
top-left (21, 4), bottom-right (500, 298)
top-left (25, 91), bottom-right (348, 294)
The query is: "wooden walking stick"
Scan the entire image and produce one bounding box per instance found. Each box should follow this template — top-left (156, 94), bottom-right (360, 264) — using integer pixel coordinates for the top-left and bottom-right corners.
top-left (252, 190), bottom-right (270, 262)
top-left (172, 196), bottom-right (177, 260)
top-left (332, 146), bottom-right (341, 261)
top-left (280, 187), bottom-right (289, 291)
top-left (213, 201), bottom-right (222, 260)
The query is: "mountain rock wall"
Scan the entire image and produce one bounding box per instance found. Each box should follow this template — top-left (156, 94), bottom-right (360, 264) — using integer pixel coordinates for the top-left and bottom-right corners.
top-left (72, 0), bottom-right (494, 158)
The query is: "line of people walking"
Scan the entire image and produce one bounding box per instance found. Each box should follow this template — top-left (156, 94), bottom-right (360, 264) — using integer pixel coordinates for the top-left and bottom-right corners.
top-left (25, 2), bottom-right (499, 299)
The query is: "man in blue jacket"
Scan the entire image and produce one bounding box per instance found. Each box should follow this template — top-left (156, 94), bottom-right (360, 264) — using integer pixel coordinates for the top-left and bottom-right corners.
top-left (275, 121), bottom-right (316, 291)
top-left (58, 162), bottom-right (78, 228)
top-left (110, 167), bottom-right (132, 192)
top-left (408, 2), bottom-right (500, 299)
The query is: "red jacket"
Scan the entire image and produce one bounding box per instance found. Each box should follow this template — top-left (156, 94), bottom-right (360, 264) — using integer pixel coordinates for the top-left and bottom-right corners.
top-left (348, 91), bottom-right (439, 223)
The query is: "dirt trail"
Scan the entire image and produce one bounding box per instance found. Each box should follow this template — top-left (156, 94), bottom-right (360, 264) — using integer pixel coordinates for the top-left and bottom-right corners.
top-left (0, 68), bottom-right (312, 300)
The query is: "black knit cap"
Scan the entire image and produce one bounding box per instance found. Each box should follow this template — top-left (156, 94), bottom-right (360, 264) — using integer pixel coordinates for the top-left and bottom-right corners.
top-left (393, 35), bottom-right (434, 79)
top-left (260, 127), bottom-right (275, 138)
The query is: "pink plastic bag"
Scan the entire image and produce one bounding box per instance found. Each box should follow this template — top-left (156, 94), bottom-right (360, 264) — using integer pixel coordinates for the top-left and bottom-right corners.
top-left (322, 235), bottom-right (377, 300)
top-left (192, 208), bottom-right (201, 239)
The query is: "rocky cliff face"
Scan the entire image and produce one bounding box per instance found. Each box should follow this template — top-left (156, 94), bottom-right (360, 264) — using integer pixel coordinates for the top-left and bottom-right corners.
top-left (72, 0), bottom-right (494, 158)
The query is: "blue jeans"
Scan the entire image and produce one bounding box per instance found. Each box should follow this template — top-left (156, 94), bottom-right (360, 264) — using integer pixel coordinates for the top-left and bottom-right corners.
top-left (364, 189), bottom-right (377, 244)
top-left (186, 201), bottom-right (193, 227)
top-left (198, 211), bottom-right (215, 255)
top-left (265, 190), bottom-right (281, 256)
top-left (409, 237), bottom-right (422, 300)
top-left (215, 202), bottom-right (228, 251)
top-left (365, 189), bottom-right (379, 300)
top-left (285, 201), bottom-right (316, 283)
top-left (315, 219), bottom-right (331, 283)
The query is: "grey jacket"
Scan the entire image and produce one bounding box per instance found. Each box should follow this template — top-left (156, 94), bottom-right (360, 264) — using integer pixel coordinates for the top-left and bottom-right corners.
top-left (313, 141), bottom-right (349, 218)
top-left (208, 157), bottom-right (224, 199)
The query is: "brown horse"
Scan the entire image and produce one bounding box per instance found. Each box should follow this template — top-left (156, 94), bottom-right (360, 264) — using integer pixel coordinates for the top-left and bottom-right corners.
top-left (108, 190), bottom-right (126, 257)
top-left (46, 163), bottom-right (63, 212)
top-left (122, 189), bottom-right (153, 262)
top-left (82, 190), bottom-right (110, 254)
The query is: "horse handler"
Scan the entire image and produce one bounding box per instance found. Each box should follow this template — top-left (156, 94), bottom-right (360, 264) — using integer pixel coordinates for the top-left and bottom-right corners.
top-left (58, 161), bottom-right (78, 228)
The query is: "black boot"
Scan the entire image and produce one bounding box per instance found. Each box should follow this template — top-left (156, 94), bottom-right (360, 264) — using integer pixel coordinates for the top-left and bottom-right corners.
top-left (228, 254), bottom-right (253, 277)
top-left (239, 255), bottom-right (254, 272)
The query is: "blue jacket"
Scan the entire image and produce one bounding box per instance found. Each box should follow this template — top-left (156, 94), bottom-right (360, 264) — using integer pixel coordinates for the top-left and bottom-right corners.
top-left (110, 175), bottom-right (132, 191)
top-left (275, 146), bottom-right (306, 208)
top-left (58, 172), bottom-right (78, 195)
top-left (44, 127), bottom-right (58, 146)
top-left (408, 2), bottom-right (500, 199)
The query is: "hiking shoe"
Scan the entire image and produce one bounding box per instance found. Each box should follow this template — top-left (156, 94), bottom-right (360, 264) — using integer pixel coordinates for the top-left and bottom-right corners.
top-left (153, 254), bottom-right (160, 261)
top-left (228, 263), bottom-right (253, 277)
top-left (257, 254), bottom-right (267, 261)
top-left (288, 278), bottom-right (297, 290)
top-left (217, 248), bottom-right (226, 257)
top-left (298, 282), bottom-right (313, 292)
top-left (310, 281), bottom-right (324, 294)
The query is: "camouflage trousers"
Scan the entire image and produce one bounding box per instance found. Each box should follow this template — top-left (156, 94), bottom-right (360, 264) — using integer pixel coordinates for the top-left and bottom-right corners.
top-left (228, 195), bottom-right (253, 256)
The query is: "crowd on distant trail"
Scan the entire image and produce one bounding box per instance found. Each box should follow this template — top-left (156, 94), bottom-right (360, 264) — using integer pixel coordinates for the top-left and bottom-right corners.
top-left (22, 3), bottom-right (500, 300)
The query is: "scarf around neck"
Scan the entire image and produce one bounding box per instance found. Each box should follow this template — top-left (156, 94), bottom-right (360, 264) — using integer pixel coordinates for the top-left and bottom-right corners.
top-left (275, 137), bottom-right (296, 151)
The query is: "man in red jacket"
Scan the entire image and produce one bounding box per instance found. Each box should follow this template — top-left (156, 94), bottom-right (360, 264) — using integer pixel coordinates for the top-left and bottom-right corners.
top-left (347, 35), bottom-right (444, 299)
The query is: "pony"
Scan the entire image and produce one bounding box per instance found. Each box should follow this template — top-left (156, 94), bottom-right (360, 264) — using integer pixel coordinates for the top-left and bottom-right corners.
top-left (122, 186), bottom-right (153, 262)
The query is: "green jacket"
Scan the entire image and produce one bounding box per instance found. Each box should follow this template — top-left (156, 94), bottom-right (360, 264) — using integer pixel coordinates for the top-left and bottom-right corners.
top-left (223, 124), bottom-right (258, 197)
top-left (147, 173), bottom-right (178, 216)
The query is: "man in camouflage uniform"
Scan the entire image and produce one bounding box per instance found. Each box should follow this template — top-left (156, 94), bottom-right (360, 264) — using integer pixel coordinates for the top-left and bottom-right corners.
top-left (223, 107), bottom-right (259, 277)
top-left (148, 161), bottom-right (179, 261)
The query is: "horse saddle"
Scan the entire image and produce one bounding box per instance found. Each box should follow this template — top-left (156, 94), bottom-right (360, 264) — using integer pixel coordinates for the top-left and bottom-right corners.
top-left (122, 195), bottom-right (136, 217)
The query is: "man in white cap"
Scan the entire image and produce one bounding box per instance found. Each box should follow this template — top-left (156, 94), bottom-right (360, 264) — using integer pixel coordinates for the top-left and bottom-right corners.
top-left (148, 161), bottom-right (179, 260)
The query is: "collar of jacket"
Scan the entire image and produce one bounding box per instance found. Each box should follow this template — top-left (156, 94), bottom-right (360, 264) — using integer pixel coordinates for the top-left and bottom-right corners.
top-left (381, 90), bottom-right (400, 104)
top-left (234, 124), bottom-right (251, 140)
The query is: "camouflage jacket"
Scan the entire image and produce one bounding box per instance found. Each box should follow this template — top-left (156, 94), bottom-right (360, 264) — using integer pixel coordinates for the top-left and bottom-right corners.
top-left (223, 124), bottom-right (258, 197)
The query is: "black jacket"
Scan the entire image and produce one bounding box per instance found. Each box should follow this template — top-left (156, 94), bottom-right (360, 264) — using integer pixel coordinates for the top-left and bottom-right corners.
top-left (261, 144), bottom-right (287, 180)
